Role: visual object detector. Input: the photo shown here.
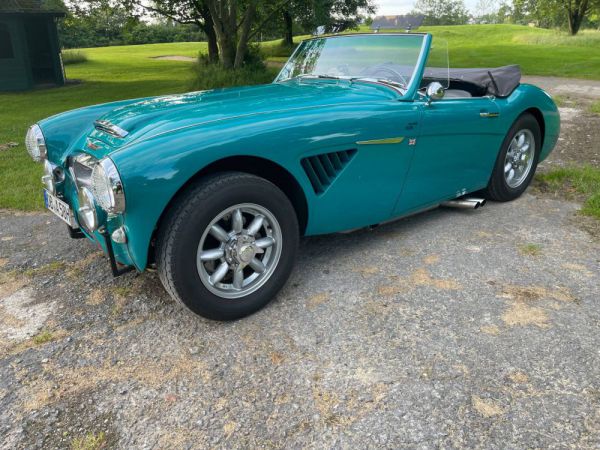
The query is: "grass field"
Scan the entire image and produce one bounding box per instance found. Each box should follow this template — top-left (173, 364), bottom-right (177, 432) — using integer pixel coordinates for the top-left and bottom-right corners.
top-left (1, 24), bottom-right (600, 210)
top-left (537, 166), bottom-right (600, 219)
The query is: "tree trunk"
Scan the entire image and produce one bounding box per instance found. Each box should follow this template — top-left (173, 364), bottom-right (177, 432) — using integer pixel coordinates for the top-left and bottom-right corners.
top-left (198, 4), bottom-right (219, 63)
top-left (218, 34), bottom-right (236, 69)
top-left (566, 0), bottom-right (590, 35)
top-left (206, 0), bottom-right (237, 69)
top-left (234, 3), bottom-right (256, 69)
top-left (283, 10), bottom-right (294, 47)
top-left (205, 25), bottom-right (219, 63)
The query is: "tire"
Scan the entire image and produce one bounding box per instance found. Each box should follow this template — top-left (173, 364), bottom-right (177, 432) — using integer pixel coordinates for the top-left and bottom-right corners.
top-left (483, 113), bottom-right (541, 202)
top-left (156, 172), bottom-right (299, 321)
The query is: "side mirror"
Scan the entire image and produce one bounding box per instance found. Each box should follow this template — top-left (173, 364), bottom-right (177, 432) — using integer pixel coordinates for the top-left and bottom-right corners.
top-left (425, 82), bottom-right (445, 104)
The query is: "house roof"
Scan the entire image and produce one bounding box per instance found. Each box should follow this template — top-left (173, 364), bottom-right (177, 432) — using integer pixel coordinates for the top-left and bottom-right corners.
top-left (0, 0), bottom-right (66, 16)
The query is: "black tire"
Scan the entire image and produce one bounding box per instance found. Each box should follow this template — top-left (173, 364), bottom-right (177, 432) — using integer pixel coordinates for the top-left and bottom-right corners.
top-left (483, 113), bottom-right (541, 202)
top-left (156, 172), bottom-right (299, 321)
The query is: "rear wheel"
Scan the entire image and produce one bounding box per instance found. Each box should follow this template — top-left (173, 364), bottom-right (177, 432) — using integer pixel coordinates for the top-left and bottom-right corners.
top-left (157, 172), bottom-right (299, 320)
top-left (483, 113), bottom-right (541, 202)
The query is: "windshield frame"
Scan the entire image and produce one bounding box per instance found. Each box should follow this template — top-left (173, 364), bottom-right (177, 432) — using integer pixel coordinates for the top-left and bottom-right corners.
top-left (274, 33), bottom-right (432, 101)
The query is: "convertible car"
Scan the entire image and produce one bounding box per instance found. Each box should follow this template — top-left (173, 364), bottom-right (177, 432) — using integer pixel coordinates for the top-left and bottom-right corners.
top-left (26, 33), bottom-right (560, 320)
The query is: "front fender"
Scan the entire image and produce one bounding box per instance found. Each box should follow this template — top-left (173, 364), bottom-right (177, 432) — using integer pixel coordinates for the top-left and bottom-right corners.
top-left (110, 110), bottom-right (319, 270)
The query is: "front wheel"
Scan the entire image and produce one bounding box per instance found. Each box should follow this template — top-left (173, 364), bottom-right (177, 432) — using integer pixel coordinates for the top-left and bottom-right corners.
top-left (483, 113), bottom-right (541, 202)
top-left (156, 172), bottom-right (299, 320)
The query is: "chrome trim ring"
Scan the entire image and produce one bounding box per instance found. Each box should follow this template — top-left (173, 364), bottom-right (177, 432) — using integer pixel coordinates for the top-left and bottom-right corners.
top-left (91, 158), bottom-right (126, 214)
top-left (504, 129), bottom-right (535, 189)
top-left (196, 203), bottom-right (282, 299)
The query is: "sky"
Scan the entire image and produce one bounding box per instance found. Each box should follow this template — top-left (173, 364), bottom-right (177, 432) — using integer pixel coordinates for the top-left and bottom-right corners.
top-left (373, 0), bottom-right (479, 14)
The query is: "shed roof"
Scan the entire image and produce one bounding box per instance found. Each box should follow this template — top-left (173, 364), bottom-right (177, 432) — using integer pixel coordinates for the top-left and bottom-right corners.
top-left (0, 0), bottom-right (65, 15)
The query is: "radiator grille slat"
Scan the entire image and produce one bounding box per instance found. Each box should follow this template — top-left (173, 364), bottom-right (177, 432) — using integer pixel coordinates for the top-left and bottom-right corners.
top-left (301, 149), bottom-right (357, 194)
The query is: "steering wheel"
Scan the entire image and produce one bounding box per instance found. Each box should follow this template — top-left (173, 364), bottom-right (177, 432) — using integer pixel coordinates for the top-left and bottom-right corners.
top-left (327, 64), bottom-right (351, 77)
top-left (361, 65), bottom-right (409, 87)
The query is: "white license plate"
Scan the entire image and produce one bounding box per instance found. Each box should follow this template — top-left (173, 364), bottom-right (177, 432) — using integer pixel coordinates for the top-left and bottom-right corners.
top-left (44, 190), bottom-right (74, 227)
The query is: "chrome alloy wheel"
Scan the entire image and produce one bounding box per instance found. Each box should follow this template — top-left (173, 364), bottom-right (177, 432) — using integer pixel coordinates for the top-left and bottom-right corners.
top-left (196, 203), bottom-right (282, 299)
top-left (504, 129), bottom-right (535, 189)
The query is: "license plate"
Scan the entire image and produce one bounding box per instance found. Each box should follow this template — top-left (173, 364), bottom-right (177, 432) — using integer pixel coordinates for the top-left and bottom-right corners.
top-left (44, 189), bottom-right (74, 227)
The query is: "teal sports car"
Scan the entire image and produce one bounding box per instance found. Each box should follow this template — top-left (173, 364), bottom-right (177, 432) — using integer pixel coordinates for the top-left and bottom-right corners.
top-left (26, 33), bottom-right (560, 320)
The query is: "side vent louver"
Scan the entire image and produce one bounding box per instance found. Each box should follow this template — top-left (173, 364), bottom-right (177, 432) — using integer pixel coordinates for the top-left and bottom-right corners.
top-left (301, 149), bottom-right (357, 194)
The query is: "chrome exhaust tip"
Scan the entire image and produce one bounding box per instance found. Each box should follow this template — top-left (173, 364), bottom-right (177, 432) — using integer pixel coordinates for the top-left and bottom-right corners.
top-left (441, 198), bottom-right (487, 210)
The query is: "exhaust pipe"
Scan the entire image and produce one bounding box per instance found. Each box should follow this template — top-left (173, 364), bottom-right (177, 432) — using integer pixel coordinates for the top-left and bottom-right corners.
top-left (441, 198), bottom-right (487, 210)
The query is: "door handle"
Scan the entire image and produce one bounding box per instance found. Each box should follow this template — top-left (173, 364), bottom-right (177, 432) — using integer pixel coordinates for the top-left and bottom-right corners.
top-left (480, 111), bottom-right (500, 118)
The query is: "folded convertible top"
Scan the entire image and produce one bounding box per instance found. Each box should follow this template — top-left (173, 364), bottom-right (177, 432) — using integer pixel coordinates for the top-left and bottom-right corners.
top-left (424, 65), bottom-right (522, 98)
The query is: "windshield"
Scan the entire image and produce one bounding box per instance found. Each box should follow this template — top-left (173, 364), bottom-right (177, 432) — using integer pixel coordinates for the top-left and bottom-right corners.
top-left (275, 34), bottom-right (427, 93)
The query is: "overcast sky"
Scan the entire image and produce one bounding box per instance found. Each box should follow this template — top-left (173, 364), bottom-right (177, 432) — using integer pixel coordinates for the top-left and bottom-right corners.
top-left (373, 0), bottom-right (479, 14)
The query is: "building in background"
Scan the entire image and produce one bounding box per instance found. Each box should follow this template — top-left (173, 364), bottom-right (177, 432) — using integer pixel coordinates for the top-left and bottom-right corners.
top-left (0, 0), bottom-right (66, 91)
top-left (371, 15), bottom-right (425, 32)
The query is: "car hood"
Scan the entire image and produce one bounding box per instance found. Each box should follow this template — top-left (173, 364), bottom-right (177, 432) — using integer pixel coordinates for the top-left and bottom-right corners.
top-left (88, 80), bottom-right (399, 149)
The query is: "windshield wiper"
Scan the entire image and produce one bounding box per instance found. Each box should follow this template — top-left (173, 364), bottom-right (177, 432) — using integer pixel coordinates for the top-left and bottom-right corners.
top-left (350, 77), bottom-right (406, 92)
top-left (295, 74), bottom-right (342, 81)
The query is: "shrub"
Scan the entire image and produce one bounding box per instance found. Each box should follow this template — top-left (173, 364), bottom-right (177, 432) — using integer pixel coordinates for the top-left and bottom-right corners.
top-left (62, 50), bottom-right (88, 65)
top-left (190, 56), bottom-right (278, 91)
top-left (260, 39), bottom-right (298, 59)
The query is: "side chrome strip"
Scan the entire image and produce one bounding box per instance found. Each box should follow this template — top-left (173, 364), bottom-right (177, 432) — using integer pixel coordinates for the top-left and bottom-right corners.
top-left (356, 137), bottom-right (405, 145)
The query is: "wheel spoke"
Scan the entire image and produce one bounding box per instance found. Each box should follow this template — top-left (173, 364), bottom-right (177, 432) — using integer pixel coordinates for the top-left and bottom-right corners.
top-left (210, 224), bottom-right (230, 242)
top-left (517, 133), bottom-right (525, 147)
top-left (232, 209), bottom-right (243, 233)
top-left (255, 236), bottom-right (275, 249)
top-left (521, 143), bottom-right (530, 153)
top-left (507, 168), bottom-right (515, 182)
top-left (248, 258), bottom-right (265, 273)
top-left (247, 215), bottom-right (265, 236)
top-left (233, 267), bottom-right (244, 289)
top-left (200, 248), bottom-right (224, 261)
top-left (210, 262), bottom-right (229, 284)
top-left (504, 162), bottom-right (512, 173)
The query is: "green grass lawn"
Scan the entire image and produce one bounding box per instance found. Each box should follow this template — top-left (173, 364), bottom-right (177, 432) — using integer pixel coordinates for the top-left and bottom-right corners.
top-left (537, 166), bottom-right (600, 219)
top-left (1, 24), bottom-right (600, 210)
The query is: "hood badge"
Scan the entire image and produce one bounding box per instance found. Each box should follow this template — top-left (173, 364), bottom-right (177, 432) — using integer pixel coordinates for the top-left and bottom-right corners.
top-left (86, 140), bottom-right (100, 151)
top-left (94, 120), bottom-right (129, 138)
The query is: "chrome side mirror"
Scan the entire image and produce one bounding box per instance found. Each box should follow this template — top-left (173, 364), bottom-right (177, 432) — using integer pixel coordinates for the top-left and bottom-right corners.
top-left (425, 82), bottom-right (445, 105)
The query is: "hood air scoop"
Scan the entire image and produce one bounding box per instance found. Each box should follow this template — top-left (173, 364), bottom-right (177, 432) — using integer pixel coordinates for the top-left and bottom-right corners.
top-left (94, 120), bottom-right (129, 138)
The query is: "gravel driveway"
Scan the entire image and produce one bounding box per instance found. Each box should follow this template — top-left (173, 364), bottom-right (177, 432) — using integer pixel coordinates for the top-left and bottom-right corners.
top-left (1, 77), bottom-right (599, 449)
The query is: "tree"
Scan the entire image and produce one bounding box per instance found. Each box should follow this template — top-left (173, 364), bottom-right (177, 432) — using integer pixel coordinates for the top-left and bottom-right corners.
top-left (413, 0), bottom-right (470, 25)
top-left (125, 0), bottom-right (219, 63)
top-left (280, 0), bottom-right (376, 47)
top-left (563, 0), bottom-right (596, 33)
top-left (474, 0), bottom-right (498, 21)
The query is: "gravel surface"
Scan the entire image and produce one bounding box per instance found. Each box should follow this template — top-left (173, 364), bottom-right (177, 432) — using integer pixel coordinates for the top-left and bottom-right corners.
top-left (1, 76), bottom-right (600, 449)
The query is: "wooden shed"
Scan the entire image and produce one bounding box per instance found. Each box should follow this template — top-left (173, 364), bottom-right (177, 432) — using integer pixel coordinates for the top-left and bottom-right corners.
top-left (0, 0), bottom-right (66, 91)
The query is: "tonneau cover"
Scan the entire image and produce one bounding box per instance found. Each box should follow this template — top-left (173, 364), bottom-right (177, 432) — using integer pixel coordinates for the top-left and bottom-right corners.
top-left (424, 65), bottom-right (522, 98)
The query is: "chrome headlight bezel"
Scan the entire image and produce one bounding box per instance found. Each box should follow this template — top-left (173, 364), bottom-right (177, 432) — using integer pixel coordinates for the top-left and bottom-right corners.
top-left (25, 124), bottom-right (47, 162)
top-left (42, 160), bottom-right (56, 194)
top-left (91, 157), bottom-right (126, 214)
top-left (77, 187), bottom-right (98, 231)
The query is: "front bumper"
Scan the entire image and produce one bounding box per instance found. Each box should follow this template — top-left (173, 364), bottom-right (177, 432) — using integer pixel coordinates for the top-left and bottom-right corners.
top-left (49, 159), bottom-right (138, 275)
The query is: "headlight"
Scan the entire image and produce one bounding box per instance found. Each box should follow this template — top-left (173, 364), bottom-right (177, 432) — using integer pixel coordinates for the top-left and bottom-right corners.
top-left (25, 124), bottom-right (47, 162)
top-left (77, 187), bottom-right (98, 231)
top-left (91, 157), bottom-right (125, 214)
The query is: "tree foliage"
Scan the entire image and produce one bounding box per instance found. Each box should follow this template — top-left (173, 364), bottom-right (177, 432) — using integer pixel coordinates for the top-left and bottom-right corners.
top-left (412, 0), bottom-right (470, 25)
top-left (130, 0), bottom-right (374, 68)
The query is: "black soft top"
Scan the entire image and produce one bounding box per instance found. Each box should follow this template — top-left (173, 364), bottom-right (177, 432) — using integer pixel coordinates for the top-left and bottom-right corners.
top-left (424, 65), bottom-right (522, 98)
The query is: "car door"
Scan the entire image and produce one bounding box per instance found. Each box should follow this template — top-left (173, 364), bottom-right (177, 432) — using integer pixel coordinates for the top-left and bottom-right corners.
top-left (394, 96), bottom-right (504, 215)
top-left (302, 101), bottom-right (422, 235)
